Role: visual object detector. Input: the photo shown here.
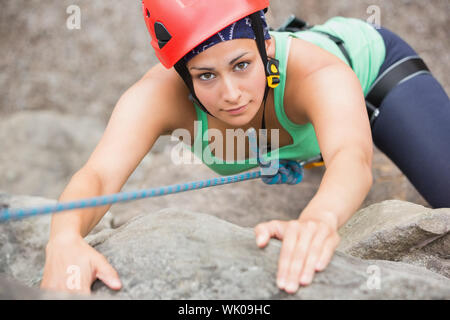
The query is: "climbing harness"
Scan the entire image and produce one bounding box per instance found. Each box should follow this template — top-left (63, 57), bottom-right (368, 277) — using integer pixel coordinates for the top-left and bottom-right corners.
top-left (0, 128), bottom-right (315, 223)
top-left (365, 56), bottom-right (430, 124)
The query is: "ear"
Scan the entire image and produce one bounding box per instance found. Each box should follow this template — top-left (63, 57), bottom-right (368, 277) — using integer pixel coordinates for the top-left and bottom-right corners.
top-left (265, 37), bottom-right (275, 59)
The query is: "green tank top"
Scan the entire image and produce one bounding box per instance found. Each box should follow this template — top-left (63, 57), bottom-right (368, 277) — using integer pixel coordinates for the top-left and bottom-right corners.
top-left (187, 17), bottom-right (386, 176)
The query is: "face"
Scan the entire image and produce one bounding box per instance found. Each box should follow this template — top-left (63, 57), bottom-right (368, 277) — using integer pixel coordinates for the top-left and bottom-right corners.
top-left (187, 38), bottom-right (273, 127)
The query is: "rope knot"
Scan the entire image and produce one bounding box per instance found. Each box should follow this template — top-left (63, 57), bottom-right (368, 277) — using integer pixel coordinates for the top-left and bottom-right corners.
top-left (246, 126), bottom-right (304, 186)
top-left (260, 159), bottom-right (304, 185)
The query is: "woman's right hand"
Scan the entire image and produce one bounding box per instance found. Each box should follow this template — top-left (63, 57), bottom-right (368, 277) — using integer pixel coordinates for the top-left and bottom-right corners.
top-left (40, 233), bottom-right (122, 295)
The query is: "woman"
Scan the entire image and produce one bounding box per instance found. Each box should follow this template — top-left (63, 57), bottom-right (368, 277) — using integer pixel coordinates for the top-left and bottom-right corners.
top-left (41, 0), bottom-right (450, 295)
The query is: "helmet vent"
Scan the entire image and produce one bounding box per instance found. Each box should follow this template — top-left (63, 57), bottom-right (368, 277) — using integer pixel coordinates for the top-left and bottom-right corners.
top-left (154, 22), bottom-right (172, 49)
top-left (146, 9), bottom-right (150, 18)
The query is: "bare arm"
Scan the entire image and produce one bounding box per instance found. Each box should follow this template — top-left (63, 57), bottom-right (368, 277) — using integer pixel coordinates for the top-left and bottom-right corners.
top-left (298, 63), bottom-right (373, 226)
top-left (49, 73), bottom-right (181, 240)
top-left (42, 67), bottom-right (189, 293)
top-left (254, 62), bottom-right (373, 293)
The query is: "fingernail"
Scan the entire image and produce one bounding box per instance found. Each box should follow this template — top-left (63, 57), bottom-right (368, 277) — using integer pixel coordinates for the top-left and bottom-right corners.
top-left (277, 278), bottom-right (286, 288)
top-left (300, 274), bottom-right (312, 285)
top-left (256, 235), bottom-right (265, 246)
top-left (286, 282), bottom-right (298, 292)
top-left (110, 279), bottom-right (121, 288)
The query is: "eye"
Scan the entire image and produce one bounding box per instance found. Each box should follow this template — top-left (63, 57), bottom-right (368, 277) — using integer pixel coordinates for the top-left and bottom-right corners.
top-left (199, 73), bottom-right (215, 81)
top-left (234, 61), bottom-right (250, 71)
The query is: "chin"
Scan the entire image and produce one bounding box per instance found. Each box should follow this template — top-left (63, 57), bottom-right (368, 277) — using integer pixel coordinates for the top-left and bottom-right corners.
top-left (224, 107), bottom-right (258, 127)
top-left (224, 116), bottom-right (252, 128)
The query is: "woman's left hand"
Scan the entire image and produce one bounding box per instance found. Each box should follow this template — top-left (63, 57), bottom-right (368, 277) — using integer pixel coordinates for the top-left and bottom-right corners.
top-left (254, 213), bottom-right (341, 294)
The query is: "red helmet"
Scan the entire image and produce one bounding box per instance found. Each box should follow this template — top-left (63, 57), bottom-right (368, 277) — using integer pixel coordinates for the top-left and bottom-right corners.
top-left (142, 0), bottom-right (270, 68)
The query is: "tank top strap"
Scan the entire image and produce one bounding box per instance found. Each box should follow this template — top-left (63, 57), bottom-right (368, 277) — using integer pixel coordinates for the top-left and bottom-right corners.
top-left (270, 30), bottom-right (315, 135)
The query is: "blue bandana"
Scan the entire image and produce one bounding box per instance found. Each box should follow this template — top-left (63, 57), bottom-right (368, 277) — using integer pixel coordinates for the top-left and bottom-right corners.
top-left (183, 10), bottom-right (271, 63)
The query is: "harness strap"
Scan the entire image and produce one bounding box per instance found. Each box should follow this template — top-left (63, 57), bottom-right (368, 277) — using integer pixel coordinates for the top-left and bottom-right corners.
top-left (273, 15), bottom-right (354, 69)
top-left (309, 30), bottom-right (354, 70)
top-left (365, 56), bottom-right (431, 125)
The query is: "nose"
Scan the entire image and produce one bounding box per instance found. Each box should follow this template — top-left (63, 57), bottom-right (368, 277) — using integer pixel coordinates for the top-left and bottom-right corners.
top-left (221, 75), bottom-right (242, 105)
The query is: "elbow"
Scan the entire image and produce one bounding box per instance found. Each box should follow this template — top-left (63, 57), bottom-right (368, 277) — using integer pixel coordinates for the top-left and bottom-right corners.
top-left (353, 145), bottom-right (374, 191)
top-left (346, 147), bottom-right (374, 191)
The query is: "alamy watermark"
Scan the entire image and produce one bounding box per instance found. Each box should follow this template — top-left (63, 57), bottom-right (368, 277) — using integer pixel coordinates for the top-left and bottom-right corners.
top-left (66, 264), bottom-right (81, 290)
top-left (66, 5), bottom-right (81, 30)
top-left (366, 5), bottom-right (381, 29)
top-left (366, 264), bottom-right (381, 290)
top-left (170, 122), bottom-right (281, 175)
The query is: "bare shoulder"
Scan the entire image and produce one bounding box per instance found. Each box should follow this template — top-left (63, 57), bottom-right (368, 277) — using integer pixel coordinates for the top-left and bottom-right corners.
top-left (284, 36), bottom-right (350, 124)
top-left (138, 63), bottom-right (197, 135)
top-left (287, 35), bottom-right (348, 79)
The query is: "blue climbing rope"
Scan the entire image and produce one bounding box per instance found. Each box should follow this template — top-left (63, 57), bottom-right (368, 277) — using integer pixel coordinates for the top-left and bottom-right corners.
top-left (0, 128), bottom-right (311, 223)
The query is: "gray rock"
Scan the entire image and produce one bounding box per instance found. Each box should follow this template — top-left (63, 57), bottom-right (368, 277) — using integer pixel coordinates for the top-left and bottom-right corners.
top-left (1, 195), bottom-right (449, 299)
top-left (0, 111), bottom-right (104, 199)
top-left (88, 208), bottom-right (450, 299)
top-left (0, 274), bottom-right (112, 300)
top-left (0, 274), bottom-right (71, 299)
top-left (337, 200), bottom-right (450, 278)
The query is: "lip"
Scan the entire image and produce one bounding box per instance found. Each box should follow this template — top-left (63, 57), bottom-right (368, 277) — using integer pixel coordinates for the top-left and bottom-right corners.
top-left (224, 103), bottom-right (248, 115)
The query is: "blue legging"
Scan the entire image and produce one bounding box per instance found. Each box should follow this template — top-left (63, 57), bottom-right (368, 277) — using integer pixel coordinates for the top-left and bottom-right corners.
top-left (371, 26), bottom-right (450, 208)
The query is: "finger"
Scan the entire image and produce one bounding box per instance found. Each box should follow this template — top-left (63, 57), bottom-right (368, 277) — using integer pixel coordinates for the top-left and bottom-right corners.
top-left (284, 221), bottom-right (316, 293)
top-left (276, 221), bottom-right (300, 289)
top-left (298, 224), bottom-right (331, 286)
top-left (316, 233), bottom-right (341, 272)
top-left (94, 255), bottom-right (122, 290)
top-left (254, 220), bottom-right (287, 248)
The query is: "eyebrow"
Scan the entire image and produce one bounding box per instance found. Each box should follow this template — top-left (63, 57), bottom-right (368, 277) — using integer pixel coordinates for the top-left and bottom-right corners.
top-left (189, 52), bottom-right (250, 71)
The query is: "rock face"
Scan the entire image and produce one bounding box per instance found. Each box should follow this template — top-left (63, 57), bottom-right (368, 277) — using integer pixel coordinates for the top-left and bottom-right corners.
top-left (0, 195), bottom-right (449, 299)
top-left (0, 275), bottom-right (111, 300)
top-left (0, 111), bottom-right (104, 199)
top-left (338, 200), bottom-right (450, 278)
top-left (88, 209), bottom-right (450, 299)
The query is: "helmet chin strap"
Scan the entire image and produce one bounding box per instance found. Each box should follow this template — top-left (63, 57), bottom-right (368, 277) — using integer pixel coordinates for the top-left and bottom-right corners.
top-left (249, 9), bottom-right (280, 149)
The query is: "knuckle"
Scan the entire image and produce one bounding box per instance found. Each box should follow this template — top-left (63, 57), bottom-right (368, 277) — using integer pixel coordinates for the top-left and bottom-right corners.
top-left (297, 248), bottom-right (308, 260)
top-left (310, 240), bottom-right (322, 253)
top-left (292, 254), bottom-right (306, 269)
top-left (318, 221), bottom-right (332, 233)
top-left (278, 259), bottom-right (290, 271)
top-left (254, 224), bottom-right (264, 234)
top-left (287, 220), bottom-right (301, 231)
top-left (94, 254), bottom-right (108, 267)
top-left (294, 260), bottom-right (304, 272)
top-left (306, 220), bottom-right (316, 230)
top-left (306, 252), bottom-right (319, 266)
top-left (299, 220), bottom-right (317, 233)
top-left (274, 220), bottom-right (284, 230)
